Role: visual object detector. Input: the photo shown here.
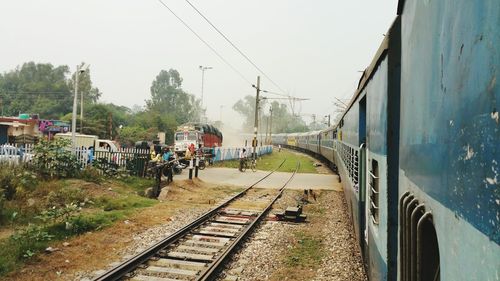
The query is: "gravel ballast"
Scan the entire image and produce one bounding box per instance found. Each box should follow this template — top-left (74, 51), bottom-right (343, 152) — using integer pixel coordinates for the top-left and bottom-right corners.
top-left (218, 189), bottom-right (367, 281)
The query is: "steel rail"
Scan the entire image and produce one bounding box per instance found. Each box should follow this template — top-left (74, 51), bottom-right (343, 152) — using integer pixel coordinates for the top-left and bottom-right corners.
top-left (197, 161), bottom-right (300, 280)
top-left (94, 159), bottom-right (287, 281)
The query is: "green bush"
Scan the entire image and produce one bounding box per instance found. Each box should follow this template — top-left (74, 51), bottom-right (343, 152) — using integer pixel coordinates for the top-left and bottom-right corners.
top-left (0, 165), bottom-right (19, 200)
top-left (79, 166), bottom-right (103, 184)
top-left (33, 138), bottom-right (80, 179)
top-left (46, 187), bottom-right (85, 208)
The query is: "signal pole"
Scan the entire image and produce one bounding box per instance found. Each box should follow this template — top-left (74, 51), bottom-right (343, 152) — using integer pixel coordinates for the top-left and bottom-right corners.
top-left (252, 76), bottom-right (260, 161)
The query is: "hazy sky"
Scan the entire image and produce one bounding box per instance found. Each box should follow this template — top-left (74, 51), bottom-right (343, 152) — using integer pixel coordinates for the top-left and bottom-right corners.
top-left (0, 0), bottom-right (398, 128)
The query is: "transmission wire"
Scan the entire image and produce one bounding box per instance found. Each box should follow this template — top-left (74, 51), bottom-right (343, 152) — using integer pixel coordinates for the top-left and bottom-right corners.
top-left (184, 0), bottom-right (288, 95)
top-left (157, 0), bottom-right (253, 85)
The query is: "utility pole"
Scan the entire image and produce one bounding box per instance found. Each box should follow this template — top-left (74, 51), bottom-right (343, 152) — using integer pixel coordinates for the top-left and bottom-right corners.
top-left (108, 112), bottom-right (113, 140)
top-left (265, 116), bottom-right (269, 145)
top-left (252, 76), bottom-right (260, 161)
top-left (80, 75), bottom-right (84, 133)
top-left (269, 107), bottom-right (273, 144)
top-left (72, 66), bottom-right (80, 148)
top-left (325, 114), bottom-right (331, 127)
top-left (199, 65), bottom-right (213, 121)
top-left (71, 63), bottom-right (89, 148)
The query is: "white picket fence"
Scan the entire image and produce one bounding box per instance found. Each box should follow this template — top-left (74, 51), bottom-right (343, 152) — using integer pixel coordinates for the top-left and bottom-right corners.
top-left (0, 143), bottom-right (35, 164)
top-left (1, 143), bottom-right (273, 175)
top-left (0, 143), bottom-right (150, 170)
top-left (73, 147), bottom-right (150, 169)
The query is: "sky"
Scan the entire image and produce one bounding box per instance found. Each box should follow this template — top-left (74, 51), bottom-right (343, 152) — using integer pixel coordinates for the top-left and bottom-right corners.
top-left (0, 0), bottom-right (399, 129)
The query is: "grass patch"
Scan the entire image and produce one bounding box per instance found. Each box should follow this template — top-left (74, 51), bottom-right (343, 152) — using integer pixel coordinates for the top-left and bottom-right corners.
top-left (97, 195), bottom-right (157, 211)
top-left (270, 230), bottom-right (324, 281)
top-left (212, 149), bottom-right (318, 173)
top-left (285, 231), bottom-right (324, 267)
top-left (117, 177), bottom-right (155, 193)
top-left (0, 209), bottom-right (128, 275)
top-left (0, 175), bottom-right (158, 277)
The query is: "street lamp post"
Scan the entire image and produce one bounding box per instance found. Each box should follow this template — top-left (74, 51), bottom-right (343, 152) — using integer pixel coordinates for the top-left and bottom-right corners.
top-left (71, 63), bottom-right (89, 148)
top-left (199, 65), bottom-right (212, 121)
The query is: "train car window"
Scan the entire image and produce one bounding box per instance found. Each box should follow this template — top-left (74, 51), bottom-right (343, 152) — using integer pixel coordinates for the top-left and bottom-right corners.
top-left (370, 159), bottom-right (379, 224)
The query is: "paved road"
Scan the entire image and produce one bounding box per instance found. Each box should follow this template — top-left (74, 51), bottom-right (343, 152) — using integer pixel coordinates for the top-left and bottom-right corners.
top-left (178, 167), bottom-right (342, 191)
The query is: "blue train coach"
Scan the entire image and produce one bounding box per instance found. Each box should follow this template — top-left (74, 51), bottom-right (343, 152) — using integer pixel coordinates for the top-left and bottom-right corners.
top-left (273, 0), bottom-right (499, 280)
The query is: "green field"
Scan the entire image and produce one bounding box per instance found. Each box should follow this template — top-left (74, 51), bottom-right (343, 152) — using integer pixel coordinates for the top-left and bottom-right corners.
top-left (212, 149), bottom-right (318, 173)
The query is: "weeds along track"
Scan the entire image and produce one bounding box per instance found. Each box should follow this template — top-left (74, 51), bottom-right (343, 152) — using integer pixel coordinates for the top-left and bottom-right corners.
top-left (95, 159), bottom-right (300, 281)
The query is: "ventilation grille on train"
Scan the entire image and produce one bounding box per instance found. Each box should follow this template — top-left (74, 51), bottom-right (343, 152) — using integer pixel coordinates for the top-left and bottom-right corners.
top-left (399, 192), bottom-right (440, 281)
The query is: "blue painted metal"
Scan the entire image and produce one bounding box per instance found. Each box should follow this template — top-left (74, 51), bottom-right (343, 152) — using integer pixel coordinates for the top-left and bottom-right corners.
top-left (266, 2), bottom-right (498, 280)
top-left (368, 226), bottom-right (388, 281)
top-left (399, 0), bottom-right (500, 279)
top-left (0, 125), bottom-right (7, 144)
top-left (399, 0), bottom-right (499, 244)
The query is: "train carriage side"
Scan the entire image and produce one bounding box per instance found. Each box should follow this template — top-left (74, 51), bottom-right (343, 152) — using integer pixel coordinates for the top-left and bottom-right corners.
top-left (298, 132), bottom-right (308, 151)
top-left (286, 133), bottom-right (298, 148)
top-left (397, 0), bottom-right (500, 280)
top-left (320, 127), bottom-right (336, 164)
top-left (334, 18), bottom-right (402, 281)
top-left (306, 131), bottom-right (321, 155)
top-left (272, 133), bottom-right (286, 147)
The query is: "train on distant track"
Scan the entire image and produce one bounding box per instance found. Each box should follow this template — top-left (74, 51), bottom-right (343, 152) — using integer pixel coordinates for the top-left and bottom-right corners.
top-left (273, 1), bottom-right (499, 280)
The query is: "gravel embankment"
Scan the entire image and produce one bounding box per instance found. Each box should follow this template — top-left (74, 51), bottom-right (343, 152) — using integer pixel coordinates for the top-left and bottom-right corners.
top-left (218, 190), bottom-right (367, 281)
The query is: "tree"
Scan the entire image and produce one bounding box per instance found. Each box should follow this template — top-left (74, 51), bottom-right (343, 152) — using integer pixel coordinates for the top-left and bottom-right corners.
top-left (146, 69), bottom-right (201, 124)
top-left (0, 62), bottom-right (101, 119)
top-left (233, 96), bottom-right (308, 133)
top-left (68, 62), bottom-right (102, 104)
top-left (232, 95), bottom-right (267, 131)
top-left (0, 62), bottom-right (73, 118)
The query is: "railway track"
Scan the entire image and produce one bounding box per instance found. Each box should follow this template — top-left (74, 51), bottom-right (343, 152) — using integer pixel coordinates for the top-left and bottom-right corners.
top-left (95, 159), bottom-right (299, 281)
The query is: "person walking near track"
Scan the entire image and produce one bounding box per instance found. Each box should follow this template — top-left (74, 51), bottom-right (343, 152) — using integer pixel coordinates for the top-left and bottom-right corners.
top-left (239, 148), bottom-right (247, 172)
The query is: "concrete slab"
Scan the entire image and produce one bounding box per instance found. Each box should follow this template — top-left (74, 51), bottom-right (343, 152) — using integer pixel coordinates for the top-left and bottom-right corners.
top-left (178, 167), bottom-right (341, 191)
top-left (191, 235), bottom-right (231, 243)
top-left (176, 245), bottom-right (221, 253)
top-left (209, 222), bottom-right (244, 229)
top-left (213, 216), bottom-right (250, 225)
top-left (183, 239), bottom-right (227, 248)
top-left (131, 275), bottom-right (181, 281)
top-left (197, 229), bottom-right (237, 237)
top-left (151, 258), bottom-right (206, 268)
top-left (145, 266), bottom-right (199, 276)
top-left (167, 252), bottom-right (214, 262)
top-left (202, 226), bottom-right (240, 233)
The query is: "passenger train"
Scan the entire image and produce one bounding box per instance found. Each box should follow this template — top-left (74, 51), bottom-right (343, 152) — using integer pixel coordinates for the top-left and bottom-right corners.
top-left (273, 1), bottom-right (499, 280)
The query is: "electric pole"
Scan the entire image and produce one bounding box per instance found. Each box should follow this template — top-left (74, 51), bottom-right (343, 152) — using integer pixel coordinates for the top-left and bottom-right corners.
top-left (108, 112), bottom-right (113, 140)
top-left (80, 77), bottom-right (84, 134)
top-left (269, 107), bottom-right (273, 144)
top-left (325, 114), bottom-right (331, 127)
top-left (252, 76), bottom-right (260, 161)
top-left (265, 116), bottom-right (269, 145)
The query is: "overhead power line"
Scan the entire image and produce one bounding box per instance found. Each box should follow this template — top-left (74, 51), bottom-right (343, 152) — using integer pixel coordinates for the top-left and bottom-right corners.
top-left (184, 0), bottom-right (288, 95)
top-left (157, 0), bottom-right (252, 85)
